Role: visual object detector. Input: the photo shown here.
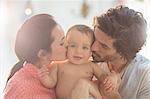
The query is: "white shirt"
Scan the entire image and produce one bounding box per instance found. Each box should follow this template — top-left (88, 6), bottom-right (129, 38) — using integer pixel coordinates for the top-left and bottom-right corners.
top-left (99, 54), bottom-right (150, 99)
top-left (119, 55), bottom-right (150, 99)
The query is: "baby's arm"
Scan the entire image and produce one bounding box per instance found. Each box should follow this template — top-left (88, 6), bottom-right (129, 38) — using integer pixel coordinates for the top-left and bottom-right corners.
top-left (91, 62), bottom-right (108, 82)
top-left (92, 63), bottom-right (120, 92)
top-left (38, 64), bottom-right (58, 88)
top-left (92, 63), bottom-right (121, 99)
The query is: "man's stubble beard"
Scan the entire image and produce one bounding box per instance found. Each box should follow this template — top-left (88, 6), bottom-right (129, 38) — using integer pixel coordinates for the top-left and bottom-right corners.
top-left (92, 52), bottom-right (106, 63)
top-left (92, 52), bottom-right (115, 63)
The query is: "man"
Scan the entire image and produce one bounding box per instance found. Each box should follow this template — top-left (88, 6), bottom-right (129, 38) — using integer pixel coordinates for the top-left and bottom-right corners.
top-left (92, 5), bottom-right (150, 99)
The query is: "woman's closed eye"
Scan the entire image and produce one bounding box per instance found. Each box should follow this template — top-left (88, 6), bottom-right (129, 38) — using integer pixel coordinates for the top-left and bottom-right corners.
top-left (60, 36), bottom-right (65, 46)
top-left (60, 42), bottom-right (64, 46)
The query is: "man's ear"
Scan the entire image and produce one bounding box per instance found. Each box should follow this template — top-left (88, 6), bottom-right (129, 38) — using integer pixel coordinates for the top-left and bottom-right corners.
top-left (37, 49), bottom-right (48, 59)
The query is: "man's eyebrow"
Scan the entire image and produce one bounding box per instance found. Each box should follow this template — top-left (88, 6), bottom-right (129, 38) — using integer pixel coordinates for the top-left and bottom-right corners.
top-left (99, 41), bottom-right (109, 49)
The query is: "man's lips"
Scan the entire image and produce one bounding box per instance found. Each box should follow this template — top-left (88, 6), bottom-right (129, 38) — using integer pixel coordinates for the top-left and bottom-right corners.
top-left (92, 52), bottom-right (99, 58)
top-left (92, 52), bottom-right (101, 63)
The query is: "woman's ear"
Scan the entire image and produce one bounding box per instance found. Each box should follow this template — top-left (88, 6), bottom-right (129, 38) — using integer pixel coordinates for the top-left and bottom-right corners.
top-left (37, 49), bottom-right (48, 59)
top-left (37, 49), bottom-right (52, 66)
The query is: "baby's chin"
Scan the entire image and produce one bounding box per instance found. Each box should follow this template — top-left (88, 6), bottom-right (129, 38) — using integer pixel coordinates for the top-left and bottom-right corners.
top-left (70, 60), bottom-right (90, 65)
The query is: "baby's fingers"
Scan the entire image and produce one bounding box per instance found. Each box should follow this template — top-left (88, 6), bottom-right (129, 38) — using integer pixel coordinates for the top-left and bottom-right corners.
top-left (39, 66), bottom-right (49, 73)
top-left (103, 77), bottom-right (112, 85)
top-left (38, 71), bottom-right (49, 77)
top-left (38, 67), bottom-right (50, 77)
top-left (104, 81), bottom-right (112, 89)
top-left (103, 77), bottom-right (109, 84)
top-left (105, 83), bottom-right (116, 92)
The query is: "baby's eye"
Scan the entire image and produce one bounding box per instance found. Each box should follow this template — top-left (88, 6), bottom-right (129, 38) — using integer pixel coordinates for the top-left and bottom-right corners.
top-left (69, 44), bottom-right (76, 48)
top-left (82, 46), bottom-right (89, 50)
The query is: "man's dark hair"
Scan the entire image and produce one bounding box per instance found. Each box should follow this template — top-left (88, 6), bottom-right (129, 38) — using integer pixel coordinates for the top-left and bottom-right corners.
top-left (95, 5), bottom-right (147, 61)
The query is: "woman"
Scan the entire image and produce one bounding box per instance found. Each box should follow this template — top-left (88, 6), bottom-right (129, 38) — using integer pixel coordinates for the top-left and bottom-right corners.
top-left (4, 14), bottom-right (66, 99)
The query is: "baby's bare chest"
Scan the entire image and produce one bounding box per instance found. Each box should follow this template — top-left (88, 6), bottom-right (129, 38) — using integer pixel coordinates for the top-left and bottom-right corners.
top-left (56, 64), bottom-right (94, 98)
top-left (58, 64), bottom-right (93, 80)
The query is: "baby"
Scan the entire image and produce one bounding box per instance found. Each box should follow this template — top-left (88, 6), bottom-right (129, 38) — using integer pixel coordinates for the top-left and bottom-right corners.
top-left (39, 25), bottom-right (118, 99)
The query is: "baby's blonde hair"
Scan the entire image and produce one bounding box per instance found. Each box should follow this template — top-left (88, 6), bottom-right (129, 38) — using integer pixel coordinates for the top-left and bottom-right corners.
top-left (66, 24), bottom-right (94, 46)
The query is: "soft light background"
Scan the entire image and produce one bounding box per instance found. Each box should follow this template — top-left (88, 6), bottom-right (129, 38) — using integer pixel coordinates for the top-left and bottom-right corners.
top-left (0, 0), bottom-right (150, 98)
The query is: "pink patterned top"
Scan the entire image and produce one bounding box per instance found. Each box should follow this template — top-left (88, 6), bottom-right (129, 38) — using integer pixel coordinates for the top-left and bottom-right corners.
top-left (4, 63), bottom-right (56, 99)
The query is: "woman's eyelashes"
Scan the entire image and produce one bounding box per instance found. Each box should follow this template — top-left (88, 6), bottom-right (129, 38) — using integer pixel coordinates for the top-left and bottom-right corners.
top-left (60, 42), bottom-right (64, 46)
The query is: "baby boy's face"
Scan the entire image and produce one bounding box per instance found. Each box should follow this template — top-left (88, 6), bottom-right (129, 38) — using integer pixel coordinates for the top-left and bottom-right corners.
top-left (66, 29), bottom-right (93, 65)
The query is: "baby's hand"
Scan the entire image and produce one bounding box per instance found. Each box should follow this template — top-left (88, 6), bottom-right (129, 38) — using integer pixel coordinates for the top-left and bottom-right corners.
top-left (103, 71), bottom-right (120, 93)
top-left (38, 66), bottom-right (50, 83)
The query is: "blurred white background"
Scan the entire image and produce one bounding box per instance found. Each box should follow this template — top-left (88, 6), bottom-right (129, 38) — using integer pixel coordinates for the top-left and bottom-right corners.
top-left (0, 0), bottom-right (150, 98)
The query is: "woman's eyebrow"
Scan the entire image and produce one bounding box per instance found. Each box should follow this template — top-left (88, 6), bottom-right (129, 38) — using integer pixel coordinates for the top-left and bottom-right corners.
top-left (61, 36), bottom-right (65, 41)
